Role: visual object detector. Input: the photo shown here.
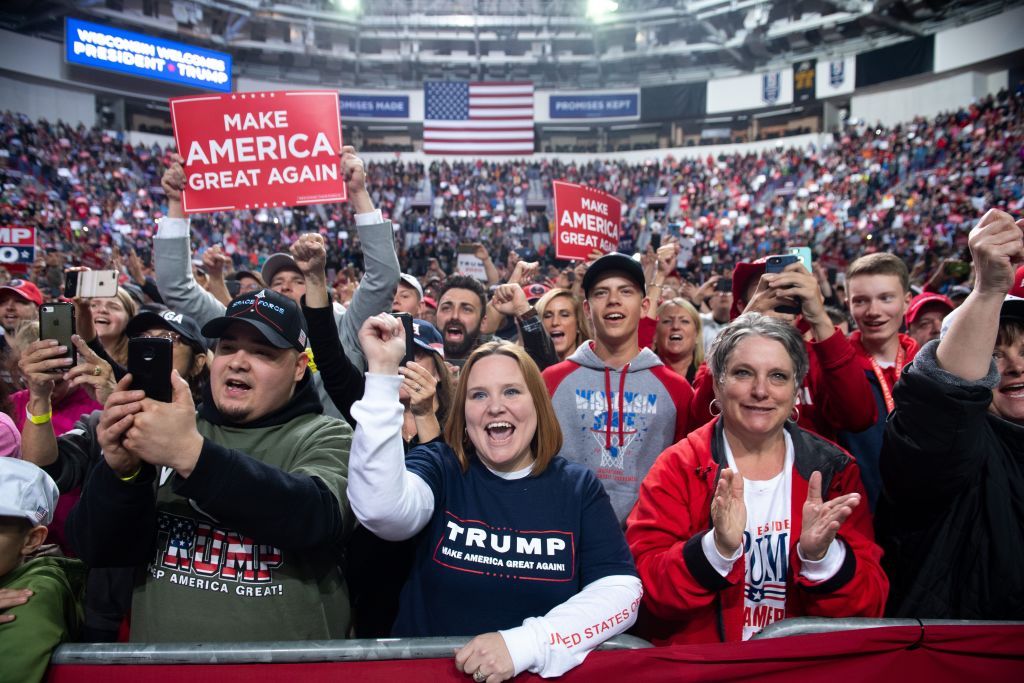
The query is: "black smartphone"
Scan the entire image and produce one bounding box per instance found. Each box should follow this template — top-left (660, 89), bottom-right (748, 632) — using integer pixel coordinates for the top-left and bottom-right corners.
top-left (715, 277), bottom-right (733, 293)
top-left (39, 303), bottom-right (76, 372)
top-left (128, 337), bottom-right (173, 402)
top-left (765, 254), bottom-right (801, 315)
top-left (394, 312), bottom-right (416, 367)
top-left (650, 232), bottom-right (661, 251)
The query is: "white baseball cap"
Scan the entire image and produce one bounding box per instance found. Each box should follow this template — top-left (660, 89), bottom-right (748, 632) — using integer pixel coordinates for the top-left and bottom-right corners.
top-left (940, 294), bottom-right (1024, 339)
top-left (0, 458), bottom-right (58, 526)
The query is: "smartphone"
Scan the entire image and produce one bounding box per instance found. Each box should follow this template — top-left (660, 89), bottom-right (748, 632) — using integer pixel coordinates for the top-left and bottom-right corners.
top-left (666, 222), bottom-right (683, 239)
top-left (715, 277), bottom-right (733, 293)
top-left (64, 270), bottom-right (119, 298)
top-left (128, 337), bottom-right (173, 402)
top-left (765, 254), bottom-right (801, 315)
top-left (39, 303), bottom-right (76, 372)
top-left (394, 312), bottom-right (416, 367)
top-left (787, 246), bottom-right (813, 273)
top-left (650, 232), bottom-right (662, 251)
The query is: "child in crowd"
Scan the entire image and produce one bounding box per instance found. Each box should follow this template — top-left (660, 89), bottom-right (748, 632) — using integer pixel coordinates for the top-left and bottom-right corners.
top-left (0, 458), bottom-right (85, 683)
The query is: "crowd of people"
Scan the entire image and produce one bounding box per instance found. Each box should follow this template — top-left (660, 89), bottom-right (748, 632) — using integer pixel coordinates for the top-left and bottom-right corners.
top-left (0, 88), bottom-right (1022, 683)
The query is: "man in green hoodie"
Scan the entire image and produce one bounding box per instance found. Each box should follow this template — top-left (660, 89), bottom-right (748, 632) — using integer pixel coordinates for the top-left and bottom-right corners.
top-left (67, 288), bottom-right (353, 642)
top-left (0, 458), bottom-right (85, 683)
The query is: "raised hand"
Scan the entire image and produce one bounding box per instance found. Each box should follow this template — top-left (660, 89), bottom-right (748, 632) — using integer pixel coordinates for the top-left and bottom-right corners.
top-left (341, 145), bottom-right (374, 213)
top-left (711, 467), bottom-right (746, 557)
top-left (290, 233), bottom-right (328, 279)
top-left (97, 375), bottom-right (145, 478)
top-left (122, 371), bottom-right (203, 478)
top-left (359, 313), bottom-right (407, 375)
top-left (399, 360), bottom-right (438, 417)
top-left (969, 209), bottom-right (1024, 296)
top-left (65, 335), bottom-right (117, 405)
top-left (201, 245), bottom-right (231, 280)
top-left (798, 471), bottom-right (860, 561)
top-left (19, 339), bottom-right (72, 401)
top-left (490, 283), bottom-right (530, 318)
top-left (509, 260), bottom-right (539, 286)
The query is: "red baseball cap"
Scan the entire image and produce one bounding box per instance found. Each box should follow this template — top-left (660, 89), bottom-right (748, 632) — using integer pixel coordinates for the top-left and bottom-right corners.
top-left (0, 279), bottom-right (43, 307)
top-left (905, 292), bottom-right (954, 327)
top-left (730, 259), bottom-right (767, 319)
top-left (1010, 265), bottom-right (1024, 299)
top-left (523, 283), bottom-right (551, 303)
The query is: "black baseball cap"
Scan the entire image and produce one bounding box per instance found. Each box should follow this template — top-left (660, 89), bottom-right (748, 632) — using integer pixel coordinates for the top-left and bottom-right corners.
top-left (201, 289), bottom-right (308, 352)
top-left (582, 253), bottom-right (646, 297)
top-left (127, 308), bottom-right (208, 353)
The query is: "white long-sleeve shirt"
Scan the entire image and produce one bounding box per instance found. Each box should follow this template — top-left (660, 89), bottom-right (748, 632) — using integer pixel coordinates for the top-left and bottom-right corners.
top-left (349, 374), bottom-right (642, 678)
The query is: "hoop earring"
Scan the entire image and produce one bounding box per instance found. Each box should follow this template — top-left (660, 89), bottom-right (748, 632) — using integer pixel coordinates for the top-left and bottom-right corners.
top-left (788, 405), bottom-right (801, 423)
top-left (709, 399), bottom-right (722, 417)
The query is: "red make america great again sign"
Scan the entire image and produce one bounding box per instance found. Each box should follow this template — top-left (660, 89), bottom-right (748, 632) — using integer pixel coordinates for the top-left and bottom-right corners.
top-left (170, 90), bottom-right (346, 213)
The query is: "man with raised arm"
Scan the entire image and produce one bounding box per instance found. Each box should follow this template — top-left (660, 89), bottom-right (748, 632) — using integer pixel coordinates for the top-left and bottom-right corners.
top-left (154, 146), bottom-right (399, 377)
top-left (877, 209), bottom-right (1024, 619)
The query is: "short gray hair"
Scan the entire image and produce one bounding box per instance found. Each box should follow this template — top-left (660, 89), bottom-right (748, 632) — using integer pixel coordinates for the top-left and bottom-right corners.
top-left (707, 313), bottom-right (809, 389)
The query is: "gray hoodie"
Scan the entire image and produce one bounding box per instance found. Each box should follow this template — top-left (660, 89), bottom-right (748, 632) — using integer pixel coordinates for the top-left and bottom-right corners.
top-left (542, 342), bottom-right (693, 524)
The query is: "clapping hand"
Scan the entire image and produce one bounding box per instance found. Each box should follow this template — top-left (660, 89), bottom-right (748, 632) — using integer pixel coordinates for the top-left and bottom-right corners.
top-left (711, 467), bottom-right (745, 558)
top-left (798, 471), bottom-right (860, 561)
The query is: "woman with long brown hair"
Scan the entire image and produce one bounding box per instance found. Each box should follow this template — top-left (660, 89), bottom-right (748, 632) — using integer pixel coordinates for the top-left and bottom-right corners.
top-left (350, 318), bottom-right (640, 683)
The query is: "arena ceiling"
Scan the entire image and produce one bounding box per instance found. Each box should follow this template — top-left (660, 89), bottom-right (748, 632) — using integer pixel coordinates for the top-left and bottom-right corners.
top-left (1, 0), bottom-right (1013, 88)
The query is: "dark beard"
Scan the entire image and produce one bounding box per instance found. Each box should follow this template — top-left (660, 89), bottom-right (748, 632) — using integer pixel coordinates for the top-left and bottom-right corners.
top-left (443, 323), bottom-right (479, 360)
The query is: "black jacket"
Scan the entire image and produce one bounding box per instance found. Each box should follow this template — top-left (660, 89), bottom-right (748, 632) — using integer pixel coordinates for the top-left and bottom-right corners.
top-left (876, 342), bottom-right (1024, 619)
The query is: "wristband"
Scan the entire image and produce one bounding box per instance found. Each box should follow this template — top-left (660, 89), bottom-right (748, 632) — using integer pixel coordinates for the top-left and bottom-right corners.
top-left (118, 467), bottom-right (142, 483)
top-left (26, 407), bottom-right (52, 425)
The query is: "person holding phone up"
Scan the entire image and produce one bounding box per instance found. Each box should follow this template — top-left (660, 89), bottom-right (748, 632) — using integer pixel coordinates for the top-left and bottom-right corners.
top-left (687, 256), bottom-right (877, 444)
top-left (65, 289), bottom-right (354, 643)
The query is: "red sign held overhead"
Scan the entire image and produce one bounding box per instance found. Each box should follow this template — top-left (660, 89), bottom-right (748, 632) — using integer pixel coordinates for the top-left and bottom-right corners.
top-left (170, 90), bottom-right (346, 213)
top-left (552, 181), bottom-right (622, 261)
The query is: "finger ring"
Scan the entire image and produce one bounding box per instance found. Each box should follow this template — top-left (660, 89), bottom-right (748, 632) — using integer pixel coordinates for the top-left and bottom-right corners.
top-left (93, 366), bottom-right (102, 376)
top-left (473, 671), bottom-right (487, 683)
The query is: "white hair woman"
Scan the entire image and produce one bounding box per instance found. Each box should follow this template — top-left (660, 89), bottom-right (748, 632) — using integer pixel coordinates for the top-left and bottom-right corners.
top-left (627, 313), bottom-right (887, 644)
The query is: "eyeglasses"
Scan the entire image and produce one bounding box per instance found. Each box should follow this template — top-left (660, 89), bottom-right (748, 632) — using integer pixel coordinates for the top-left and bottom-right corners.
top-left (137, 331), bottom-right (182, 345)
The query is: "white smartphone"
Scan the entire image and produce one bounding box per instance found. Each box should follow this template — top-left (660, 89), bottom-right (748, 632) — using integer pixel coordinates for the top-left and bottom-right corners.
top-left (64, 270), bottom-right (119, 298)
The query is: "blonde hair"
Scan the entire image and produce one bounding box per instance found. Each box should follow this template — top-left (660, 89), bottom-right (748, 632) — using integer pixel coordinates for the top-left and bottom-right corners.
top-left (535, 288), bottom-right (591, 355)
top-left (654, 298), bottom-right (704, 370)
top-left (443, 341), bottom-right (562, 475)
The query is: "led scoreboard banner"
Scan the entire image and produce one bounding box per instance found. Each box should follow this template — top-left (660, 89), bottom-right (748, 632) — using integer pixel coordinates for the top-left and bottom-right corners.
top-left (65, 18), bottom-right (232, 93)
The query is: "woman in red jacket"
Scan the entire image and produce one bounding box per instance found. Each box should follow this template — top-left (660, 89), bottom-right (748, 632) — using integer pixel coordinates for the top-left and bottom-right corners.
top-left (626, 313), bottom-right (887, 644)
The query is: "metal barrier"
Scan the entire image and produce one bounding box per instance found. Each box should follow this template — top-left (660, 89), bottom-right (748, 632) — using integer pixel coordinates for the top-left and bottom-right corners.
top-left (754, 617), bottom-right (1024, 640)
top-left (51, 634), bottom-right (653, 666)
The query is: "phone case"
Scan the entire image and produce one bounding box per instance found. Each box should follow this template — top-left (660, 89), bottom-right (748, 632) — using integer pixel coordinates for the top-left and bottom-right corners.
top-left (128, 337), bottom-right (173, 402)
top-left (395, 313), bottom-right (416, 366)
top-left (39, 304), bottom-right (77, 370)
top-left (65, 270), bottom-right (120, 298)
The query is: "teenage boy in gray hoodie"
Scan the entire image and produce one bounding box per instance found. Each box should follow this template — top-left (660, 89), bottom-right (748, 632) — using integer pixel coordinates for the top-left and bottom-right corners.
top-left (543, 253), bottom-right (693, 524)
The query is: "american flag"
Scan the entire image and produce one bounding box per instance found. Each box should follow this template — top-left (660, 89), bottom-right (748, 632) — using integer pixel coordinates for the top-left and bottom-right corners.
top-left (423, 81), bottom-right (535, 155)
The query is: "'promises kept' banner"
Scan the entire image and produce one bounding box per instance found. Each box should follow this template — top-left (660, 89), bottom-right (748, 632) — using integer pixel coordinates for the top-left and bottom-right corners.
top-left (170, 90), bottom-right (346, 213)
top-left (552, 181), bottom-right (622, 261)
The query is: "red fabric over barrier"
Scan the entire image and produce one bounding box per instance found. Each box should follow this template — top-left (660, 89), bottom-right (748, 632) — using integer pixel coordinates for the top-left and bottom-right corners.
top-left (47, 625), bottom-right (1024, 683)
